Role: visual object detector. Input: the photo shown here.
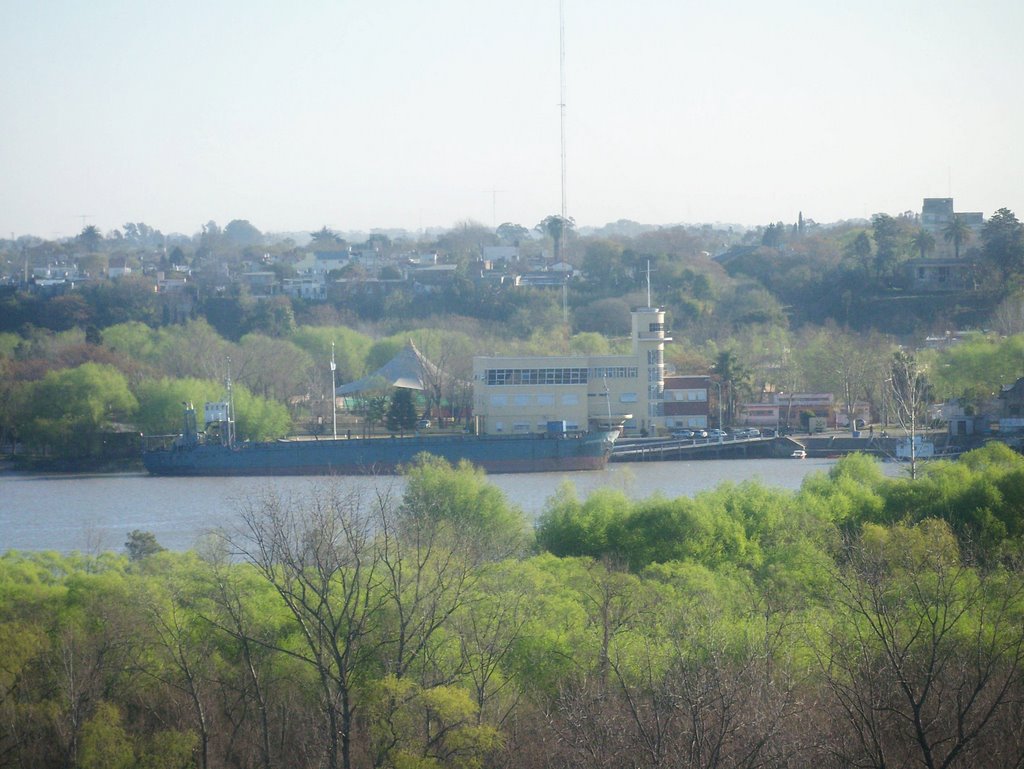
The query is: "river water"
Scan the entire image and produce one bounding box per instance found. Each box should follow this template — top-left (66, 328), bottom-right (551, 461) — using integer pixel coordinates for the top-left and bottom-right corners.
top-left (0, 458), bottom-right (904, 553)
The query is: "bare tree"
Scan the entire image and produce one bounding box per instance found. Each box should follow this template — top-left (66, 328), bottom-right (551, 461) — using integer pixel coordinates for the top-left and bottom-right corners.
top-left (889, 350), bottom-right (931, 479)
top-left (817, 523), bottom-right (1024, 769)
top-left (228, 483), bottom-right (385, 769)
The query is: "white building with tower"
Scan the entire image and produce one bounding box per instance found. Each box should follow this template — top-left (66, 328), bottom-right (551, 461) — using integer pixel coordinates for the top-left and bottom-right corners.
top-left (472, 306), bottom-right (670, 436)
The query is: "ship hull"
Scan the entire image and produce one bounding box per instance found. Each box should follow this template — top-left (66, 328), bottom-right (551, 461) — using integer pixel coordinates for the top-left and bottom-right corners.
top-left (142, 432), bottom-right (615, 476)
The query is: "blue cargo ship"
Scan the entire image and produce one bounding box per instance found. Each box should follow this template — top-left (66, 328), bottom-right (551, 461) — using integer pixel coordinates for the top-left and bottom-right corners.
top-left (142, 404), bottom-right (617, 476)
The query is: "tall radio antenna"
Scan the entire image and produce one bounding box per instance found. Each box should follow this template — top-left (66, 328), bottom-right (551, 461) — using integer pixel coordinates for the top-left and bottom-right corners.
top-left (559, 0), bottom-right (567, 220)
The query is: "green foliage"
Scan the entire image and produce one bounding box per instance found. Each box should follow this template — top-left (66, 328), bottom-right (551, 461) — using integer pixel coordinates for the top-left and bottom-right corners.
top-left (136, 729), bottom-right (199, 769)
top-left (929, 332), bottom-right (1024, 402)
top-left (134, 376), bottom-right (224, 436)
top-left (366, 337), bottom-right (407, 372)
top-left (400, 455), bottom-right (531, 559)
top-left (230, 384), bottom-right (291, 440)
top-left (0, 331), bottom-right (23, 358)
top-left (797, 452), bottom-right (889, 530)
top-left (882, 443), bottom-right (1024, 558)
top-left (2, 452), bottom-right (1024, 769)
top-left (78, 702), bottom-right (134, 769)
top-left (18, 362), bottom-right (138, 457)
top-left (289, 325), bottom-right (373, 382)
top-left (536, 485), bottom-right (628, 560)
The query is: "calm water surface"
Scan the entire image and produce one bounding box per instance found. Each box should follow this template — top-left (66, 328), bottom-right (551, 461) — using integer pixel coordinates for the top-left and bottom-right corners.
top-left (0, 459), bottom-right (904, 553)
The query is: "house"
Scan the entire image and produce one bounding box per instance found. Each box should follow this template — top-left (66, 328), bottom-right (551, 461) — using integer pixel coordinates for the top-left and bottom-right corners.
top-left (482, 245), bottom-right (519, 263)
top-left (905, 257), bottom-right (972, 292)
top-left (240, 271), bottom-right (278, 296)
top-left (108, 257), bottom-right (132, 279)
top-left (662, 375), bottom-right (711, 430)
top-left (999, 377), bottom-right (1024, 418)
top-left (282, 276), bottom-right (326, 300)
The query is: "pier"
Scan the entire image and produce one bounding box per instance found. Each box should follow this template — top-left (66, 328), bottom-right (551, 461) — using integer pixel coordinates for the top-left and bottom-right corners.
top-left (611, 431), bottom-right (977, 463)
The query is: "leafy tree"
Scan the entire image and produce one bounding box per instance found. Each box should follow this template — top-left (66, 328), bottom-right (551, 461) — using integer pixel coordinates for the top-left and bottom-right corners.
top-left (77, 701), bottom-right (134, 769)
top-left (871, 213), bottom-right (906, 279)
top-left (222, 219), bottom-right (263, 247)
top-left (125, 530), bottom-right (165, 561)
top-left (400, 455), bottom-right (530, 560)
top-left (310, 225), bottom-right (344, 246)
top-left (712, 348), bottom-right (752, 427)
top-left (495, 222), bottom-right (530, 245)
top-left (230, 384), bottom-right (291, 441)
top-left (761, 221), bottom-right (785, 248)
top-left (47, 294), bottom-right (94, 332)
top-left (982, 207), bottom-right (1024, 283)
top-left (19, 362), bottom-right (138, 458)
top-left (234, 333), bottom-right (313, 406)
top-left (81, 274), bottom-right (162, 327)
top-left (289, 325), bottom-right (372, 383)
top-left (77, 225), bottom-right (103, 253)
top-left (245, 295), bottom-right (296, 338)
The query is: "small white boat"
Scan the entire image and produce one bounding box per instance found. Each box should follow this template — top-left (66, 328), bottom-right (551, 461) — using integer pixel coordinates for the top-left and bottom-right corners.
top-left (791, 449), bottom-right (807, 459)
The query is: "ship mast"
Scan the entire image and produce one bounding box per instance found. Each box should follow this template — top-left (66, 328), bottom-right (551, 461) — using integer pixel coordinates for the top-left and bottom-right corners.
top-left (226, 357), bottom-right (235, 447)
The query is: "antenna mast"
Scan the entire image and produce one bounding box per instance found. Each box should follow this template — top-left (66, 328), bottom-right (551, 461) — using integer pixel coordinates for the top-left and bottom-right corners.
top-left (559, 0), bottom-right (567, 221)
top-left (646, 259), bottom-right (653, 308)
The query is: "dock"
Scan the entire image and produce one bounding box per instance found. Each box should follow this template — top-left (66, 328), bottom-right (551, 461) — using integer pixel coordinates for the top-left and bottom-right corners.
top-left (611, 432), bottom-right (978, 463)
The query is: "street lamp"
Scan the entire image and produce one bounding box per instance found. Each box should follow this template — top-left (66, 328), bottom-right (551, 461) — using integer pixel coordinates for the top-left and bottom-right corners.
top-left (330, 341), bottom-right (337, 440)
top-left (711, 379), bottom-right (723, 443)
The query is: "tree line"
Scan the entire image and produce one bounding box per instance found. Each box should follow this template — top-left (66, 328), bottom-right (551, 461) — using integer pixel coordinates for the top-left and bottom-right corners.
top-left (2, 447), bottom-right (1023, 769)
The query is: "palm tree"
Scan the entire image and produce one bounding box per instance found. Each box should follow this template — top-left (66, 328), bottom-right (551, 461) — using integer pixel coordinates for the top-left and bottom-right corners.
top-left (535, 215), bottom-right (575, 262)
top-left (943, 216), bottom-right (971, 259)
top-left (911, 229), bottom-right (935, 259)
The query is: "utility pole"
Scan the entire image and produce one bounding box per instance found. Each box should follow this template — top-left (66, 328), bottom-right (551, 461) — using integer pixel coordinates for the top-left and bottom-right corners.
top-left (331, 341), bottom-right (338, 440)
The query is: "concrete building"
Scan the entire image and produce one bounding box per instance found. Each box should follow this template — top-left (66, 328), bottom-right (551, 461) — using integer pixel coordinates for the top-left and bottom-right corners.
top-left (472, 307), bottom-right (670, 436)
top-left (738, 392), bottom-right (836, 430)
top-left (920, 197), bottom-right (985, 258)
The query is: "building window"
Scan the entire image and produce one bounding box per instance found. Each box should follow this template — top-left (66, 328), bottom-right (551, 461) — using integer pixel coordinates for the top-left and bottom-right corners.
top-left (620, 393), bottom-right (638, 403)
top-left (590, 366), bottom-right (638, 379)
top-left (485, 367), bottom-right (589, 386)
top-left (648, 322), bottom-right (664, 333)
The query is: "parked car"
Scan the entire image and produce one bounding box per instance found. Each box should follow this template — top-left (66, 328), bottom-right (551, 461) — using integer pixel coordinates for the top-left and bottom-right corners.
top-left (672, 430), bottom-right (694, 439)
top-left (693, 429), bottom-right (708, 438)
top-left (416, 418), bottom-right (431, 429)
top-left (709, 428), bottom-right (728, 439)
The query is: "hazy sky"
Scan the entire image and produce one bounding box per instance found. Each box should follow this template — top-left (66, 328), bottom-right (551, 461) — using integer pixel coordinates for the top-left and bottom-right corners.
top-left (2, 0), bottom-right (1022, 239)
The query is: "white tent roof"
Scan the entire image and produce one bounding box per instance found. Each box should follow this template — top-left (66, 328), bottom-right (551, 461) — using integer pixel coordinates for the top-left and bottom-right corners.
top-left (335, 341), bottom-right (441, 395)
